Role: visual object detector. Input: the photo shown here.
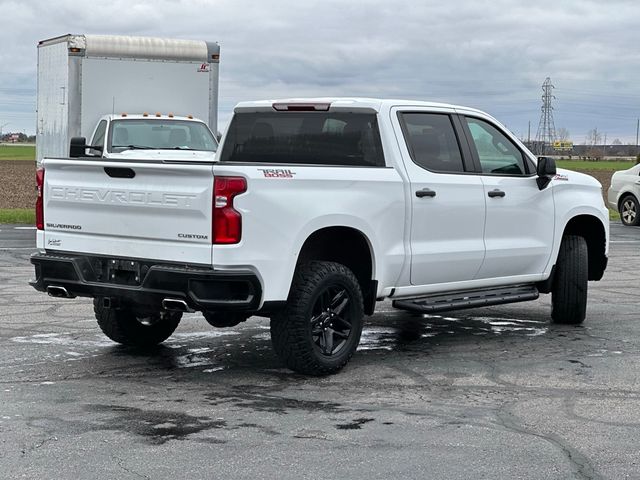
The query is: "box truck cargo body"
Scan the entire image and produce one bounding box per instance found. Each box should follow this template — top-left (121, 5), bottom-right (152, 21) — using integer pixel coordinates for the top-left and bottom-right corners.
top-left (36, 34), bottom-right (220, 164)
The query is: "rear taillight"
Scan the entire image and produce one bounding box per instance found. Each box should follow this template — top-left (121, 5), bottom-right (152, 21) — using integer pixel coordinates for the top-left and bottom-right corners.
top-left (213, 176), bottom-right (247, 244)
top-left (36, 168), bottom-right (45, 230)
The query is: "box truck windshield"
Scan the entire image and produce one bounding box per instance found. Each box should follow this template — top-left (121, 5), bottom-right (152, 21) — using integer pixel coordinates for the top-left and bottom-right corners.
top-left (107, 119), bottom-right (217, 153)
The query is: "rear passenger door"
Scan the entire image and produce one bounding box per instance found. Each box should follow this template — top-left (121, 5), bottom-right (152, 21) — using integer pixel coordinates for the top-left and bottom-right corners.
top-left (393, 109), bottom-right (486, 286)
top-left (460, 116), bottom-right (555, 279)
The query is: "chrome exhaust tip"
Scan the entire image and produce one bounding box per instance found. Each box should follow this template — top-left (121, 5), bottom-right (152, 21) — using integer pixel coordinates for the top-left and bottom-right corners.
top-left (46, 285), bottom-right (73, 298)
top-left (162, 298), bottom-right (190, 312)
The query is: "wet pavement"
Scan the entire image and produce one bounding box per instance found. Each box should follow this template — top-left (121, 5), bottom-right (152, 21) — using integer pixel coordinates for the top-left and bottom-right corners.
top-left (0, 223), bottom-right (639, 479)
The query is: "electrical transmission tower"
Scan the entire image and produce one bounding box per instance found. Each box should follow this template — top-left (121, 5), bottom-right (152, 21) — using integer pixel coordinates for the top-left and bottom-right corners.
top-left (534, 77), bottom-right (557, 155)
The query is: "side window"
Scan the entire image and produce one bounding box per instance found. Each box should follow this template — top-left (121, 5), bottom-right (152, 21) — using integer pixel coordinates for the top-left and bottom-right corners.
top-left (465, 117), bottom-right (527, 175)
top-left (399, 113), bottom-right (465, 173)
top-left (90, 120), bottom-right (107, 154)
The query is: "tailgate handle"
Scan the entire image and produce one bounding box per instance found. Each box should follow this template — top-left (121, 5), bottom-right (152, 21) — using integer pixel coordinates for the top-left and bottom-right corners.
top-left (104, 167), bottom-right (136, 179)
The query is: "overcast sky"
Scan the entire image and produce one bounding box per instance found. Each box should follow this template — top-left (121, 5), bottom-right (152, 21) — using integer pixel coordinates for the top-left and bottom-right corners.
top-left (1, 0), bottom-right (639, 143)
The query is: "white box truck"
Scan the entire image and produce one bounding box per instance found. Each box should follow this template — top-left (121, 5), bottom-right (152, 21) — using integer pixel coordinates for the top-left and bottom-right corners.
top-left (36, 34), bottom-right (220, 164)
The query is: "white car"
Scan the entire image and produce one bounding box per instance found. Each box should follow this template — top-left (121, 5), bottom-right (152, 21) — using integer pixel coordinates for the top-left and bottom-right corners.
top-left (608, 164), bottom-right (640, 226)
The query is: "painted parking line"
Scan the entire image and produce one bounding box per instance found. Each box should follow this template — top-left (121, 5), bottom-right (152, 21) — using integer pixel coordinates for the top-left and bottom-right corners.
top-left (14, 227), bottom-right (36, 230)
top-left (610, 240), bottom-right (640, 244)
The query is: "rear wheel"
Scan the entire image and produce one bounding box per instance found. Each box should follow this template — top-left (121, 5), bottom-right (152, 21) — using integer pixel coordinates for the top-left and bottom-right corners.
top-left (551, 235), bottom-right (588, 325)
top-left (619, 194), bottom-right (640, 226)
top-left (94, 298), bottom-right (182, 346)
top-left (270, 261), bottom-right (364, 375)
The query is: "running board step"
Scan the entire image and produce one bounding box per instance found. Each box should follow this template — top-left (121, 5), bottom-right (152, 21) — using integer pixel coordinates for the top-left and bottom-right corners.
top-left (392, 285), bottom-right (539, 314)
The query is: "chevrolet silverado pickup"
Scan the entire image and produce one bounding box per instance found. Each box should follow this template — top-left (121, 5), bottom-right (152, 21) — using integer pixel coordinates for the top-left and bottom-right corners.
top-left (30, 98), bottom-right (609, 375)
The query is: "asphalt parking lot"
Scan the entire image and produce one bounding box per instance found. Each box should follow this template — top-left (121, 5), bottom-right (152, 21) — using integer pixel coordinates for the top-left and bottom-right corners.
top-left (1, 223), bottom-right (639, 479)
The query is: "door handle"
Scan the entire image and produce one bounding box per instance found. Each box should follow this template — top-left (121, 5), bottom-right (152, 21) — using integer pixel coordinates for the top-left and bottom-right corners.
top-left (487, 189), bottom-right (505, 198)
top-left (416, 188), bottom-right (436, 198)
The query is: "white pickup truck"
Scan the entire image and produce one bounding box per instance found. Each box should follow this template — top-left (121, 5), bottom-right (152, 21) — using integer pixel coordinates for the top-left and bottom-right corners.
top-left (71, 113), bottom-right (218, 161)
top-left (30, 98), bottom-right (609, 375)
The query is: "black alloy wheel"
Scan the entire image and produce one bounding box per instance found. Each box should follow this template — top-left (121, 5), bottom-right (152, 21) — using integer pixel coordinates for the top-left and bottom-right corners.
top-left (270, 261), bottom-right (364, 375)
top-left (310, 285), bottom-right (353, 357)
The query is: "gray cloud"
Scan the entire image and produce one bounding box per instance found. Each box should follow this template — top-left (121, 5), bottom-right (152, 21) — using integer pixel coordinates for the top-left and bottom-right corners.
top-left (1, 0), bottom-right (639, 143)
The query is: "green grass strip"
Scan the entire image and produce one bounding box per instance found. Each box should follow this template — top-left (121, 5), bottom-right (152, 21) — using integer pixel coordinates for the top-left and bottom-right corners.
top-left (0, 145), bottom-right (36, 161)
top-left (609, 208), bottom-right (621, 221)
top-left (0, 208), bottom-right (35, 224)
top-left (557, 160), bottom-right (634, 171)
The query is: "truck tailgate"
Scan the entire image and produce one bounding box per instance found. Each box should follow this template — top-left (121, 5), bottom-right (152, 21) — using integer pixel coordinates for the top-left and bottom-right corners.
top-left (40, 158), bottom-right (214, 265)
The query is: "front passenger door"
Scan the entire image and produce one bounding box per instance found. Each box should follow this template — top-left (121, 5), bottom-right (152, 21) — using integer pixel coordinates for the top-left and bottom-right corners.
top-left (462, 116), bottom-right (555, 280)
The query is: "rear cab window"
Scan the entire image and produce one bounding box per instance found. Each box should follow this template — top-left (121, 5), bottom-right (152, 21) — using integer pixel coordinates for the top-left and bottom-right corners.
top-left (398, 112), bottom-right (467, 173)
top-left (220, 112), bottom-right (385, 167)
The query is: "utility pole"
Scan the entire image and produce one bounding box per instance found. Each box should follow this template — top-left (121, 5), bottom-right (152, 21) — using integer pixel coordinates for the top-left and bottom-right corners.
top-left (0, 123), bottom-right (9, 142)
top-left (528, 121), bottom-right (531, 145)
top-left (636, 118), bottom-right (639, 153)
top-left (534, 77), bottom-right (557, 155)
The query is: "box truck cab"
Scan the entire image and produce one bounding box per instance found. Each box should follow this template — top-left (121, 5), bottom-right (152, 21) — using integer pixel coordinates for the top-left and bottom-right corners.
top-left (73, 113), bottom-right (218, 161)
top-left (36, 34), bottom-right (220, 165)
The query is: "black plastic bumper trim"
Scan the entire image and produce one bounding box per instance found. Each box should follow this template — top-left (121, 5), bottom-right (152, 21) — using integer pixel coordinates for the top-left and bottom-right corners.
top-left (29, 252), bottom-right (262, 312)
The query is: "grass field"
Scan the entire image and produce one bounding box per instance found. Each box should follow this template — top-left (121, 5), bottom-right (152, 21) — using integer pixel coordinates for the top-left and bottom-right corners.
top-left (557, 159), bottom-right (634, 171)
top-left (0, 144), bottom-right (36, 161)
top-left (0, 208), bottom-right (35, 224)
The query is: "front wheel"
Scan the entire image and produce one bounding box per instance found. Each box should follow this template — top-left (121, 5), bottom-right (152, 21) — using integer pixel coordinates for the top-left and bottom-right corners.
top-left (94, 299), bottom-right (182, 346)
top-left (270, 261), bottom-right (364, 375)
top-left (551, 235), bottom-right (588, 325)
top-left (619, 194), bottom-right (640, 226)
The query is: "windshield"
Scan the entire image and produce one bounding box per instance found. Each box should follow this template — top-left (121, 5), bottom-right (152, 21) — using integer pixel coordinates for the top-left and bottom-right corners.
top-left (107, 119), bottom-right (217, 153)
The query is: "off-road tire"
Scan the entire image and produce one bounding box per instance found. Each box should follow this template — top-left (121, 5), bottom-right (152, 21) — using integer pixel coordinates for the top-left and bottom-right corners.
top-left (203, 311), bottom-right (249, 328)
top-left (551, 235), bottom-right (588, 325)
top-left (270, 261), bottom-right (364, 375)
top-left (94, 298), bottom-right (182, 346)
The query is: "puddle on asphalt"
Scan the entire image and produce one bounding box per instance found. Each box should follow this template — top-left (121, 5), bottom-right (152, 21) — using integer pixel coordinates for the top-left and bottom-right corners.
top-left (357, 313), bottom-right (549, 351)
top-left (11, 332), bottom-right (115, 348)
top-left (9, 312), bottom-right (551, 368)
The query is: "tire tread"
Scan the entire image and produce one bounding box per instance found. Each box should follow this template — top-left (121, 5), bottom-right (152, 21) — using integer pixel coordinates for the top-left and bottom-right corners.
top-left (551, 235), bottom-right (588, 324)
top-left (270, 261), bottom-right (363, 375)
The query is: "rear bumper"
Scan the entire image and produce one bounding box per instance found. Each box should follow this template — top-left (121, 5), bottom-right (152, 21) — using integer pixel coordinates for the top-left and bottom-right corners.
top-left (29, 251), bottom-right (262, 312)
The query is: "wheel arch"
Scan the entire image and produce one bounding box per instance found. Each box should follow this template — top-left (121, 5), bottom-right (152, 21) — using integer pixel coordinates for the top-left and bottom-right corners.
top-left (296, 226), bottom-right (377, 315)
top-left (617, 190), bottom-right (638, 211)
top-left (562, 214), bottom-right (607, 281)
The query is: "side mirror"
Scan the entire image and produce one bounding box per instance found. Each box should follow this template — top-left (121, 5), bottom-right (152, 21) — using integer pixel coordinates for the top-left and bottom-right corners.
top-left (69, 137), bottom-right (87, 157)
top-left (536, 156), bottom-right (556, 190)
top-left (70, 137), bottom-right (103, 158)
